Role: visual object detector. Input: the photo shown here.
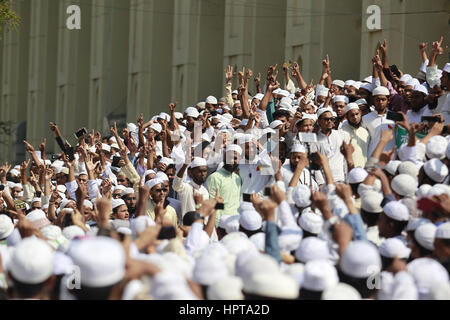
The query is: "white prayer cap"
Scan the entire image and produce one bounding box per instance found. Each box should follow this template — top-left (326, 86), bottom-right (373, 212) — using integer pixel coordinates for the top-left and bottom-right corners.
top-left (130, 216), bottom-right (156, 236)
top-left (249, 232), bottom-right (265, 252)
top-left (406, 217), bottom-right (431, 232)
top-left (383, 200), bottom-right (409, 221)
top-left (379, 238), bottom-right (411, 259)
top-left (278, 228), bottom-right (303, 253)
top-left (424, 158), bottom-right (448, 183)
top-left (225, 144), bottom-right (242, 156)
top-left (243, 271), bottom-right (299, 299)
top-left (269, 120), bottom-right (283, 129)
top-left (111, 198), bottom-right (126, 210)
top-left (149, 123), bottom-right (162, 133)
top-left (348, 168), bottom-right (368, 184)
top-left (372, 86), bottom-right (390, 96)
top-left (253, 93), bottom-right (264, 101)
top-left (113, 185), bottom-right (126, 192)
top-left (189, 157), bottom-right (207, 169)
top-left (360, 191), bottom-right (383, 213)
top-left (290, 143), bottom-right (307, 154)
top-left (316, 87), bottom-right (329, 97)
top-left (155, 171), bottom-right (169, 182)
top-left (0, 214), bottom-right (14, 239)
top-left (56, 185), bottom-right (67, 194)
top-left (414, 223), bottom-right (437, 251)
top-left (363, 76), bottom-right (373, 83)
top-left (413, 83), bottom-right (428, 95)
top-left (239, 208), bottom-right (262, 231)
top-left (54, 166), bottom-right (69, 175)
top-left (232, 89), bottom-right (238, 95)
top-left (407, 257), bottom-right (449, 298)
top-left (174, 112), bottom-right (184, 120)
top-left (400, 74), bottom-right (412, 83)
top-left (444, 63), bottom-right (450, 74)
top-left (8, 237), bottom-right (54, 284)
top-left (159, 157), bottom-right (174, 167)
top-left (145, 178), bottom-right (164, 190)
top-left (391, 174), bottom-right (418, 197)
top-left (435, 222), bottom-right (450, 239)
top-left (292, 184), bottom-right (311, 208)
top-left (345, 80), bottom-right (356, 87)
top-left (279, 100), bottom-right (293, 111)
top-left (300, 113), bottom-right (317, 122)
top-left (144, 169), bottom-right (156, 178)
top-left (234, 250), bottom-right (264, 278)
top-left (397, 161), bottom-right (419, 178)
top-left (221, 232), bottom-right (257, 256)
top-left (219, 215), bottom-right (240, 234)
top-left (299, 210), bottom-right (323, 234)
top-left (205, 96), bottom-right (218, 104)
top-left (110, 143), bottom-right (120, 150)
top-left (121, 188), bottom-right (134, 197)
top-left (332, 95), bottom-right (348, 104)
top-left (426, 136), bottom-right (448, 160)
top-left (353, 82), bottom-right (362, 90)
top-left (193, 252), bottom-right (228, 286)
top-left (26, 209), bottom-right (51, 229)
top-left (332, 80), bottom-right (345, 88)
top-left (360, 83), bottom-right (374, 92)
top-left (322, 283), bottom-right (361, 300)
top-left (207, 275), bottom-right (244, 300)
top-left (101, 143), bottom-right (111, 153)
top-left (278, 90), bottom-right (290, 97)
top-left (384, 160), bottom-right (401, 176)
top-left (316, 106), bottom-right (333, 119)
top-left (280, 96), bottom-right (293, 105)
top-left (340, 241), bottom-right (381, 278)
top-left (295, 237), bottom-right (330, 263)
top-left (62, 225), bottom-right (85, 240)
top-left (345, 102), bottom-right (360, 114)
top-left (355, 98), bottom-right (368, 106)
top-left (406, 78), bottom-right (420, 87)
top-left (158, 112), bottom-right (171, 122)
top-left (301, 260), bottom-right (339, 292)
top-left (69, 237), bottom-right (126, 287)
top-left (9, 169), bottom-right (20, 177)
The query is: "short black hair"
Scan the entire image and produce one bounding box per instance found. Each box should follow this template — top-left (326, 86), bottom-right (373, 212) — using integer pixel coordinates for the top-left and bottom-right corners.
top-left (273, 110), bottom-right (291, 121)
top-left (70, 283), bottom-right (117, 300)
top-left (238, 225), bottom-right (262, 238)
top-left (360, 209), bottom-right (380, 227)
top-left (182, 211), bottom-right (198, 226)
top-left (158, 226), bottom-right (177, 240)
top-left (338, 269), bottom-right (377, 299)
top-left (412, 236), bottom-right (433, 258)
top-left (386, 215), bottom-right (408, 235)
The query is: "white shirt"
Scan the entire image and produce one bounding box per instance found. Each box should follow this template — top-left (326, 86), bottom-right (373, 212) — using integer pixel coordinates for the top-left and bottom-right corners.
top-left (172, 175), bottom-right (209, 218)
top-left (280, 163), bottom-right (319, 191)
top-left (310, 129), bottom-right (350, 183)
top-left (406, 105), bottom-right (432, 124)
top-left (362, 110), bottom-right (395, 158)
top-left (238, 151), bottom-right (274, 195)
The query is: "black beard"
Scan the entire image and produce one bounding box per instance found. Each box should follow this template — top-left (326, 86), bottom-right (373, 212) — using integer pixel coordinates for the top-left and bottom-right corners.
top-left (349, 121), bottom-right (361, 128)
top-left (224, 163), bottom-right (238, 173)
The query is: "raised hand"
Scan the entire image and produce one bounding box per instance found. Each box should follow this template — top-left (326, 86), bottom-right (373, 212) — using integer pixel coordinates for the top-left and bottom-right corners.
top-left (23, 140), bottom-right (35, 153)
top-left (39, 138), bottom-right (46, 153)
top-left (225, 65), bottom-right (234, 84)
top-left (431, 36), bottom-right (445, 56)
top-left (168, 102), bottom-right (177, 113)
top-left (0, 162), bottom-right (11, 179)
top-left (379, 39), bottom-right (387, 56)
top-left (137, 113), bottom-right (144, 127)
top-left (419, 42), bottom-right (428, 52)
top-left (254, 72), bottom-right (261, 86)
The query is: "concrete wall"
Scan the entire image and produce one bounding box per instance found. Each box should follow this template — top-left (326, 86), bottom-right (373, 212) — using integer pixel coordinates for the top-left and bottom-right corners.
top-left (0, 0), bottom-right (448, 162)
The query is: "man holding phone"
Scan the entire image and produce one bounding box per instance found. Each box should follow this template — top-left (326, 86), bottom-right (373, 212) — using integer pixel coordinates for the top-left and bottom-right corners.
top-left (362, 86), bottom-right (395, 158)
top-left (405, 84), bottom-right (433, 124)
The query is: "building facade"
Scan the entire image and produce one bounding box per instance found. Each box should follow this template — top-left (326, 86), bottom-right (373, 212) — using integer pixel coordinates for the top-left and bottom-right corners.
top-left (0, 0), bottom-right (448, 162)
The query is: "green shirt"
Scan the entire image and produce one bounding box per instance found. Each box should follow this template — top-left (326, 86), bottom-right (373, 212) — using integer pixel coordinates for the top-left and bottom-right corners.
top-left (206, 167), bottom-right (242, 225)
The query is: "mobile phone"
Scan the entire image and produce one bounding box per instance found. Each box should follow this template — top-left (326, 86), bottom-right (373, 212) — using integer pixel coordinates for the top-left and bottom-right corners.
top-left (309, 152), bottom-right (321, 171)
top-left (264, 187), bottom-right (271, 196)
top-left (390, 65), bottom-right (401, 78)
top-left (111, 156), bottom-right (122, 167)
top-left (386, 111), bottom-right (403, 122)
top-left (299, 132), bottom-right (317, 143)
top-left (243, 193), bottom-right (252, 202)
top-left (215, 203), bottom-right (224, 210)
top-left (64, 146), bottom-right (75, 161)
top-left (74, 127), bottom-right (88, 139)
top-left (421, 116), bottom-right (442, 123)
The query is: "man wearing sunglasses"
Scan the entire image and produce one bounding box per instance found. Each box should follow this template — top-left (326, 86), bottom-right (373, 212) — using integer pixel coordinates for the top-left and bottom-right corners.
top-left (144, 177), bottom-right (178, 228)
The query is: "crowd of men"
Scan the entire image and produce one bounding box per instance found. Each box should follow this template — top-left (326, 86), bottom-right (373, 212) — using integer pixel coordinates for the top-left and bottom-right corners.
top-left (0, 37), bottom-right (449, 300)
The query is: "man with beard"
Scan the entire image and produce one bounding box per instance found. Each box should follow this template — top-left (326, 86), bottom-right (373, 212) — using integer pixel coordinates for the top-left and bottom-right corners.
top-left (121, 188), bottom-right (137, 219)
top-left (206, 144), bottom-right (242, 225)
top-left (406, 84), bottom-right (432, 123)
top-left (362, 86), bottom-right (395, 158)
top-left (341, 103), bottom-right (370, 168)
top-left (332, 95), bottom-right (348, 128)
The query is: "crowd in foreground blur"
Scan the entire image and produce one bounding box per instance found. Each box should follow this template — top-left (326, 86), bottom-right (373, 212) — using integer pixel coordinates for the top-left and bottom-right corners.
top-left (0, 37), bottom-right (449, 300)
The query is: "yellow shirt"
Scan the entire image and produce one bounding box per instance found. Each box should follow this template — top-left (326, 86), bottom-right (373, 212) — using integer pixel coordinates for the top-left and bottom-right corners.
top-left (145, 199), bottom-right (178, 228)
top-left (340, 121), bottom-right (370, 168)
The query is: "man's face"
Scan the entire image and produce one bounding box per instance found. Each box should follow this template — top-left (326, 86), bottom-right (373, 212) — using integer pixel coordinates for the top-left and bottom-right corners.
top-left (358, 88), bottom-right (371, 101)
top-left (206, 103), bottom-right (216, 112)
top-left (77, 174), bottom-right (88, 186)
top-left (244, 141), bottom-right (257, 161)
top-left (11, 187), bottom-right (22, 199)
top-left (251, 98), bottom-right (260, 109)
top-left (347, 109), bottom-right (362, 126)
top-left (440, 71), bottom-right (449, 90)
top-left (403, 85), bottom-right (414, 99)
top-left (166, 167), bottom-right (175, 183)
top-left (218, 101), bottom-right (226, 109)
top-left (358, 104), bottom-right (371, 116)
top-left (333, 102), bottom-right (346, 118)
top-left (409, 91), bottom-right (425, 111)
top-left (345, 86), bottom-right (356, 95)
top-left (150, 184), bottom-right (168, 203)
top-left (290, 152), bottom-right (306, 170)
top-left (56, 173), bottom-right (67, 185)
top-left (117, 175), bottom-right (128, 187)
top-left (316, 95), bottom-right (326, 105)
top-left (298, 119), bottom-right (314, 133)
top-left (233, 104), bottom-right (243, 118)
top-left (373, 95), bottom-right (389, 113)
top-left (186, 116), bottom-right (196, 131)
top-left (232, 93), bottom-right (238, 101)
top-left (275, 116), bottom-right (289, 124)
top-left (433, 238), bottom-right (450, 262)
top-left (123, 194), bottom-right (137, 210)
top-left (83, 206), bottom-right (93, 220)
top-left (377, 212), bottom-right (392, 238)
top-left (112, 189), bottom-right (123, 199)
top-left (318, 112), bottom-right (334, 132)
top-left (192, 166), bottom-right (208, 185)
top-left (302, 104), bottom-right (314, 114)
top-left (331, 84), bottom-right (344, 95)
top-left (31, 201), bottom-right (41, 211)
top-left (223, 151), bottom-right (240, 172)
top-left (114, 205), bottom-right (129, 220)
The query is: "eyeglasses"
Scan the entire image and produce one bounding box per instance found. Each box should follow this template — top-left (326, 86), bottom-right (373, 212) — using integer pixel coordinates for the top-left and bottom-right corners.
top-left (154, 188), bottom-right (168, 193)
top-left (117, 179), bottom-right (126, 182)
top-left (321, 117), bottom-right (334, 122)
